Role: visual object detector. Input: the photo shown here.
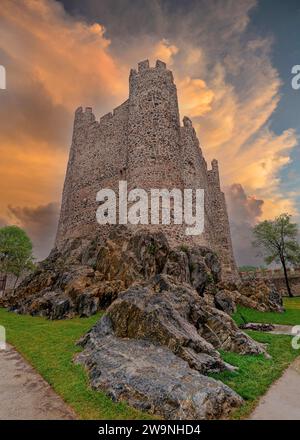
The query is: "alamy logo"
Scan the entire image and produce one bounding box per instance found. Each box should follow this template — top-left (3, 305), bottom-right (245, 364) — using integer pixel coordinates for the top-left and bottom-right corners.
top-left (0, 65), bottom-right (6, 90)
top-left (291, 325), bottom-right (300, 350)
top-left (291, 65), bottom-right (300, 90)
top-left (96, 181), bottom-right (204, 236)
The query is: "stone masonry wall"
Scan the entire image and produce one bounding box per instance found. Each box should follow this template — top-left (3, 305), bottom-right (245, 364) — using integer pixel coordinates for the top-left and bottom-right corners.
top-left (55, 60), bottom-right (238, 277)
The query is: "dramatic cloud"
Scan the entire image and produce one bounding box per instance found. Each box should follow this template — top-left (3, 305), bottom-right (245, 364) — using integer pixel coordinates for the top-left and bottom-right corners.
top-left (0, 0), bottom-right (128, 258)
top-left (0, 0), bottom-right (299, 263)
top-left (226, 184), bottom-right (264, 266)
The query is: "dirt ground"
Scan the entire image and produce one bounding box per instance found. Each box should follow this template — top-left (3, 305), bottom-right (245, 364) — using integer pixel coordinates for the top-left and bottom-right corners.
top-left (0, 344), bottom-right (76, 420)
top-left (250, 356), bottom-right (300, 420)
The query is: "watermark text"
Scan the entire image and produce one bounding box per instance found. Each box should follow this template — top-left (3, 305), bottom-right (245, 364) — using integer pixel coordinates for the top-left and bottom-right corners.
top-left (96, 181), bottom-right (204, 236)
top-left (0, 65), bottom-right (6, 90)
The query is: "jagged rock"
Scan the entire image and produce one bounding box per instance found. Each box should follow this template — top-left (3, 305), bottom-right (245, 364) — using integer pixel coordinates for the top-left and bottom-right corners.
top-left (268, 284), bottom-right (283, 311)
top-left (214, 290), bottom-right (237, 315)
top-left (163, 249), bottom-right (190, 283)
top-left (76, 331), bottom-right (243, 420)
top-left (95, 228), bottom-right (170, 288)
top-left (105, 275), bottom-right (267, 371)
top-left (12, 291), bottom-right (72, 320)
top-left (75, 292), bottom-right (99, 318)
top-left (1, 227), bottom-right (275, 419)
top-left (216, 278), bottom-right (284, 313)
top-left (106, 278), bottom-right (225, 374)
top-left (3, 229), bottom-right (223, 318)
top-left (1, 228), bottom-right (283, 323)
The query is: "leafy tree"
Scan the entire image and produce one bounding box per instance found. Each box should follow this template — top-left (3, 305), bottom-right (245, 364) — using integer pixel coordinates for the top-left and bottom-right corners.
top-left (253, 214), bottom-right (300, 297)
top-left (0, 226), bottom-right (35, 292)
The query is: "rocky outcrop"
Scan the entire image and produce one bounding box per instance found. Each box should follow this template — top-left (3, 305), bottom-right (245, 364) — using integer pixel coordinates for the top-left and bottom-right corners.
top-left (1, 228), bottom-right (220, 318)
top-left (1, 227), bottom-right (277, 419)
top-left (214, 278), bottom-right (284, 313)
top-left (76, 316), bottom-right (243, 420)
top-left (105, 275), bottom-right (267, 367)
top-left (1, 228), bottom-right (283, 319)
top-left (75, 274), bottom-right (268, 419)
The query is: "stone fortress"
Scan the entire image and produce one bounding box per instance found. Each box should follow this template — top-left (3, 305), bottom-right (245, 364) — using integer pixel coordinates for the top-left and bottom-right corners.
top-left (56, 59), bottom-right (237, 277)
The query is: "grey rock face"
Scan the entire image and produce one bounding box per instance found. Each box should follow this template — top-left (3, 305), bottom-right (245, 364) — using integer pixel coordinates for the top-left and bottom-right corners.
top-left (106, 275), bottom-right (267, 361)
top-left (75, 293), bottom-right (99, 318)
top-left (75, 273), bottom-right (271, 419)
top-left (106, 278), bottom-right (225, 374)
top-left (76, 322), bottom-right (243, 420)
top-left (214, 290), bottom-right (237, 315)
top-left (268, 283), bottom-right (283, 311)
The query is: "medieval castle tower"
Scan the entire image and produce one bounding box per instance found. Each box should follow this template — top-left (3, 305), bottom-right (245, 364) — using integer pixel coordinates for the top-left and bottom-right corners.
top-left (56, 60), bottom-right (237, 276)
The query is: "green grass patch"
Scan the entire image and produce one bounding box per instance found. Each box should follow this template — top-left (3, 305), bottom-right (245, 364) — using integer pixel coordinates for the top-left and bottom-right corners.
top-left (233, 297), bottom-right (300, 326)
top-left (211, 331), bottom-right (299, 419)
top-left (1, 298), bottom-right (299, 420)
top-left (215, 297), bottom-right (300, 418)
top-left (0, 308), bottom-right (152, 420)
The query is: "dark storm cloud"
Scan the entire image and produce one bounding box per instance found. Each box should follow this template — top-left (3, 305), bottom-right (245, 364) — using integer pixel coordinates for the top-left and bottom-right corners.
top-left (226, 183), bottom-right (264, 266)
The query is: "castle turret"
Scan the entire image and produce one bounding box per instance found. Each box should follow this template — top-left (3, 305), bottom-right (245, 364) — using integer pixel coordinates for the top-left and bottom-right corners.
top-left (207, 159), bottom-right (237, 276)
top-left (127, 60), bottom-right (183, 191)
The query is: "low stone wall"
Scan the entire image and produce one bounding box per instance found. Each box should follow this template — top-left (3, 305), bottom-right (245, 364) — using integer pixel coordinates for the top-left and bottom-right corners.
top-left (239, 268), bottom-right (300, 296)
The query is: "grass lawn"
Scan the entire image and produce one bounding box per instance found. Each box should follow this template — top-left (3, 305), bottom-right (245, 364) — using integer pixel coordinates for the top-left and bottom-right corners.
top-left (211, 297), bottom-right (300, 418)
top-left (0, 308), bottom-right (152, 420)
top-left (211, 331), bottom-right (299, 419)
top-left (233, 297), bottom-right (300, 326)
top-left (0, 297), bottom-right (299, 420)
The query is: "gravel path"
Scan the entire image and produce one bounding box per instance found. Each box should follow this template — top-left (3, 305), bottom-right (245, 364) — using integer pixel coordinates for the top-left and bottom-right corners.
top-left (250, 356), bottom-right (300, 420)
top-left (0, 344), bottom-right (76, 420)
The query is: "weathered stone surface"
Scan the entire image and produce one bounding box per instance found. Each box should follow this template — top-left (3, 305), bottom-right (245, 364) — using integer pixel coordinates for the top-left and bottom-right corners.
top-left (214, 290), bottom-right (237, 315)
top-left (74, 272), bottom-right (268, 419)
top-left (75, 292), bottom-right (99, 318)
top-left (163, 249), bottom-right (190, 283)
top-left (1, 226), bottom-right (274, 419)
top-left (95, 228), bottom-right (170, 288)
top-left (1, 229), bottom-right (282, 327)
top-left (106, 278), bottom-right (225, 374)
top-left (2, 229), bottom-right (224, 319)
top-left (215, 278), bottom-right (284, 313)
top-left (106, 275), bottom-right (267, 367)
top-left (76, 332), bottom-right (243, 420)
top-left (268, 284), bottom-right (284, 311)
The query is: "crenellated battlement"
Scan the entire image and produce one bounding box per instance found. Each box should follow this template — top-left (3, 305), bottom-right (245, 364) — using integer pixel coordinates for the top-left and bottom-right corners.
top-left (129, 59), bottom-right (175, 97)
top-left (135, 59), bottom-right (167, 73)
top-left (56, 60), bottom-right (238, 278)
top-left (207, 160), bottom-right (220, 188)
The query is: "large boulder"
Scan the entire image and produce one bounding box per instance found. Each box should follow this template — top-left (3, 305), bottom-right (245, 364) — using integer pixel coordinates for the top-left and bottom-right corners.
top-left (76, 316), bottom-right (243, 420)
top-left (105, 275), bottom-right (267, 368)
top-left (75, 274), bottom-right (269, 419)
top-left (76, 332), bottom-right (242, 420)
